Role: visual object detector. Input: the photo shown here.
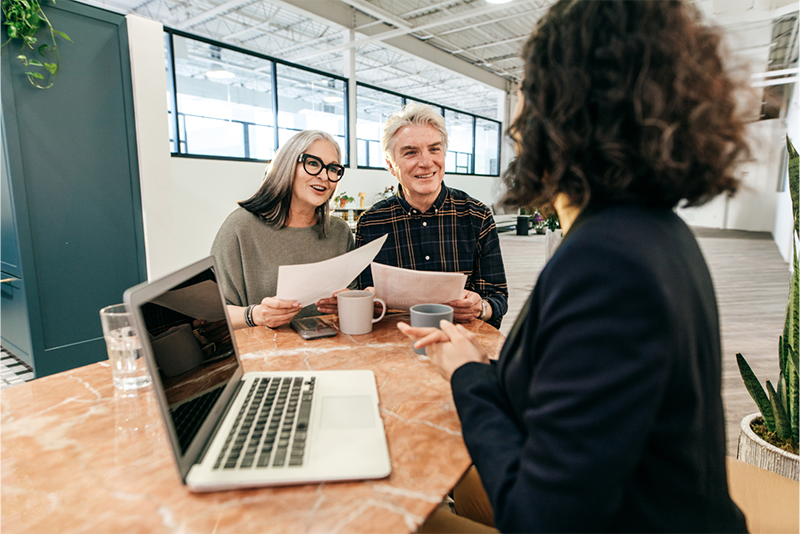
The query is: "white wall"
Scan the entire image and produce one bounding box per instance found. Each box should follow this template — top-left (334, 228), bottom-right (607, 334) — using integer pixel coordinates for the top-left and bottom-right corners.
top-left (127, 18), bottom-right (503, 275)
top-left (126, 15), bottom-right (179, 280)
top-left (168, 159), bottom-right (501, 269)
top-left (676, 118), bottom-right (788, 234)
top-left (773, 84), bottom-right (798, 264)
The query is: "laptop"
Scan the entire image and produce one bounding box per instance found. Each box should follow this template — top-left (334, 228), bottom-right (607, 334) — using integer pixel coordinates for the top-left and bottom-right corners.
top-left (123, 256), bottom-right (391, 492)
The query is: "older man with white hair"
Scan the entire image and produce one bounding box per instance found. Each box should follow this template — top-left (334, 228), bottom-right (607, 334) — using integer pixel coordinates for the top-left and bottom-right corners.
top-left (355, 103), bottom-right (508, 328)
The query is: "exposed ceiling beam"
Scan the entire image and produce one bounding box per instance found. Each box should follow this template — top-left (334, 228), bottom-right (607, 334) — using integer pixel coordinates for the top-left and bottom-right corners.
top-left (434, 5), bottom-right (549, 38)
top-left (453, 35), bottom-right (528, 54)
top-left (222, 6), bottom-right (281, 40)
top-left (175, 0), bottom-right (252, 29)
top-left (289, 0), bottom-right (529, 62)
top-left (279, 0), bottom-right (510, 91)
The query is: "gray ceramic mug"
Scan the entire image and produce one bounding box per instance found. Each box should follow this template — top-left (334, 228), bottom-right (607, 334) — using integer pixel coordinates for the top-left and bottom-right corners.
top-left (409, 304), bottom-right (454, 355)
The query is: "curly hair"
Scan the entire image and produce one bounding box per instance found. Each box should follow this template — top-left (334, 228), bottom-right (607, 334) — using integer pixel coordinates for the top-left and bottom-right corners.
top-left (505, 0), bottom-right (750, 211)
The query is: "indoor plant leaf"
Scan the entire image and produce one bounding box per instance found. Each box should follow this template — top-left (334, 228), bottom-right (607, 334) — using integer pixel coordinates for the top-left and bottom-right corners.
top-left (767, 380), bottom-right (792, 441)
top-left (787, 135), bottom-right (798, 238)
top-left (737, 353), bottom-right (775, 431)
top-left (52, 29), bottom-right (71, 41)
top-left (777, 371), bottom-right (787, 414)
top-left (43, 62), bottom-right (56, 75)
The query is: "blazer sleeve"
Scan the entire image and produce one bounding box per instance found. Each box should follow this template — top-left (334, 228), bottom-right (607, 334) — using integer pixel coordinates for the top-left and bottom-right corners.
top-left (452, 241), bottom-right (676, 532)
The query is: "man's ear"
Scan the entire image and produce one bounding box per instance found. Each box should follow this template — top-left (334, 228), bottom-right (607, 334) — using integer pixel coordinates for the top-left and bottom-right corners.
top-left (386, 158), bottom-right (397, 177)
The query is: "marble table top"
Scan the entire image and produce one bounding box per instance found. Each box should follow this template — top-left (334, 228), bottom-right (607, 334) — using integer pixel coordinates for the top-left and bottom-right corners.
top-left (1, 313), bottom-right (504, 533)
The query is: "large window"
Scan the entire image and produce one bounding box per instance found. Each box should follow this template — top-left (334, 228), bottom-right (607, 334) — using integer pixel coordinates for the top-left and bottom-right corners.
top-left (475, 119), bottom-right (500, 175)
top-left (164, 30), bottom-right (501, 175)
top-left (445, 111), bottom-right (475, 174)
top-left (165, 30), bottom-right (347, 163)
top-left (276, 65), bottom-right (346, 160)
top-left (355, 83), bottom-right (501, 176)
top-left (356, 85), bottom-right (403, 167)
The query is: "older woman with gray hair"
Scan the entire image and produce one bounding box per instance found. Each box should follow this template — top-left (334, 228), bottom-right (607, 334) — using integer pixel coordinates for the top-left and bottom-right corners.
top-left (211, 130), bottom-right (354, 329)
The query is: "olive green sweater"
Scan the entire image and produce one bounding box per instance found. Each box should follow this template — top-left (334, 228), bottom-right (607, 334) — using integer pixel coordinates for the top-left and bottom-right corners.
top-left (210, 207), bottom-right (354, 318)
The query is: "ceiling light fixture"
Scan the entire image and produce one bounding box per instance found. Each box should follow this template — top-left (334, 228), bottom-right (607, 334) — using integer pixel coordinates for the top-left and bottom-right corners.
top-left (485, 0), bottom-right (513, 4)
top-left (206, 68), bottom-right (235, 80)
top-left (323, 96), bottom-right (343, 103)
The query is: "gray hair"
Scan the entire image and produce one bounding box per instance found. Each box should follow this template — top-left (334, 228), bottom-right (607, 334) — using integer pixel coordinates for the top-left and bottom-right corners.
top-left (381, 103), bottom-right (449, 165)
top-left (239, 130), bottom-right (342, 238)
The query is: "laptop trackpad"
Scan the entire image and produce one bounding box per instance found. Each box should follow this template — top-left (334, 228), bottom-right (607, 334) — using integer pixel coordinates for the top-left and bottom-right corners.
top-left (320, 396), bottom-right (375, 429)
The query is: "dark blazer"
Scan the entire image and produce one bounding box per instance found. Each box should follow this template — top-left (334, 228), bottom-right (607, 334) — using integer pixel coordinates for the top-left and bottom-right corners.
top-left (451, 204), bottom-right (747, 533)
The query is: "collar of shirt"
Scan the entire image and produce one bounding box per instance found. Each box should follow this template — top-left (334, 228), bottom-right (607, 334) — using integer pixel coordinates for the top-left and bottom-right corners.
top-left (396, 182), bottom-right (449, 217)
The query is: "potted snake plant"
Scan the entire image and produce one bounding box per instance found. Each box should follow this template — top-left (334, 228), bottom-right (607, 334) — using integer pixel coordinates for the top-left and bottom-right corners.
top-left (736, 135), bottom-right (799, 479)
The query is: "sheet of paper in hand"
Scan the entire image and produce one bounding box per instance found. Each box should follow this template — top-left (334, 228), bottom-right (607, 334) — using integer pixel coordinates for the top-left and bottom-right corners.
top-left (276, 235), bottom-right (387, 306)
top-left (371, 263), bottom-right (466, 310)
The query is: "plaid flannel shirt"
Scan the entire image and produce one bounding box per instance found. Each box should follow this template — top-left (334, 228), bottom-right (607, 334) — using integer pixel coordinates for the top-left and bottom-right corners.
top-left (355, 183), bottom-right (508, 329)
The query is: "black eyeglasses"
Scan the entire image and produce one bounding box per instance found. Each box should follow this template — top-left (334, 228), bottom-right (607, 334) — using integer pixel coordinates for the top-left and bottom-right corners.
top-left (298, 153), bottom-right (345, 182)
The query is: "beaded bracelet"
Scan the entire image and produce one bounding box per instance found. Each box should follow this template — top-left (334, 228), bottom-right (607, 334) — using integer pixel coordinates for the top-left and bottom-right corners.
top-left (244, 304), bottom-right (257, 328)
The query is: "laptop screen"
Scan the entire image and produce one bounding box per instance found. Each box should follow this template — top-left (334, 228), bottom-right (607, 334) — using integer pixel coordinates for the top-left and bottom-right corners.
top-left (138, 266), bottom-right (238, 454)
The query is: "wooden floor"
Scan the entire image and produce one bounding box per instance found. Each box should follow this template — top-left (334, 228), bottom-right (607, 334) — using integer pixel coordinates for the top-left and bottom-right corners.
top-left (496, 227), bottom-right (791, 456)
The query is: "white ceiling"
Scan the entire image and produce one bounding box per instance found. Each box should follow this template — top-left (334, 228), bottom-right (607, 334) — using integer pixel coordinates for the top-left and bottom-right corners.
top-left (78, 0), bottom-right (798, 119)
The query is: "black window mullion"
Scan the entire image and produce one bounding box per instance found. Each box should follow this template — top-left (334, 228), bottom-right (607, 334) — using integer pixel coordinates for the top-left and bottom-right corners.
top-left (470, 116), bottom-right (476, 175)
top-left (243, 122), bottom-right (250, 159)
top-left (271, 61), bottom-right (279, 153)
top-left (167, 32), bottom-right (181, 154)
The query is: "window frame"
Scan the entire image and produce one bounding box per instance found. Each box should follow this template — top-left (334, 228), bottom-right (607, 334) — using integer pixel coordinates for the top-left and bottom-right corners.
top-left (165, 28), bottom-right (349, 164)
top-left (355, 82), bottom-right (502, 177)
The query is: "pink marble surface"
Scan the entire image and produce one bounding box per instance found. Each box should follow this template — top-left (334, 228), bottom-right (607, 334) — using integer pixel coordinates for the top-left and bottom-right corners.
top-left (1, 313), bottom-right (504, 533)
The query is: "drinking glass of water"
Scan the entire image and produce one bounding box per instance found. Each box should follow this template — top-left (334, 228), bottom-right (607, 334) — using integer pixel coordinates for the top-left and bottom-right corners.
top-left (99, 304), bottom-right (152, 391)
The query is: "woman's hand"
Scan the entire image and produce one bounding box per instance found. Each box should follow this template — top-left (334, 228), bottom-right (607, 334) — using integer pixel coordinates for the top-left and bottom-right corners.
top-left (397, 320), bottom-right (490, 381)
top-left (253, 297), bottom-right (302, 328)
top-left (315, 289), bottom-right (347, 315)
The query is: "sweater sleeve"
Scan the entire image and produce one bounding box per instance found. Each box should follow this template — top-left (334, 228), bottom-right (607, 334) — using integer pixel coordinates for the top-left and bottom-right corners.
top-left (453, 241), bottom-right (676, 533)
top-left (210, 213), bottom-right (247, 307)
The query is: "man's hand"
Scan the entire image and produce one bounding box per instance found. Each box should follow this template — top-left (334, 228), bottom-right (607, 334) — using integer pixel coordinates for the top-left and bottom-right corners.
top-left (397, 320), bottom-right (490, 381)
top-left (253, 297), bottom-right (302, 328)
top-left (446, 289), bottom-right (484, 323)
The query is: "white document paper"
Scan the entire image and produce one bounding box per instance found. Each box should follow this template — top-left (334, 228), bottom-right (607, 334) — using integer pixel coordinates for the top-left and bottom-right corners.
top-left (151, 280), bottom-right (227, 322)
top-left (371, 262), bottom-right (466, 310)
top-left (276, 234), bottom-right (388, 307)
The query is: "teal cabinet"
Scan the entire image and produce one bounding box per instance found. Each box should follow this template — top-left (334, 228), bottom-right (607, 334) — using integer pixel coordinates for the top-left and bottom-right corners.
top-left (1, 0), bottom-right (147, 377)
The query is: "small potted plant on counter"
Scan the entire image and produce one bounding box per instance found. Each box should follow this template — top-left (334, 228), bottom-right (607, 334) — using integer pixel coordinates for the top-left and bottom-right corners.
top-left (736, 135), bottom-right (799, 480)
top-left (333, 192), bottom-right (354, 208)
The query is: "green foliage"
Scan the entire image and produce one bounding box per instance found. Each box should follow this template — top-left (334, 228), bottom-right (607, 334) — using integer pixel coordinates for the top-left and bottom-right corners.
top-left (2, 0), bottom-right (71, 89)
top-left (527, 207), bottom-right (560, 231)
top-left (333, 192), bottom-right (354, 205)
top-left (737, 136), bottom-right (800, 445)
top-left (737, 353), bottom-right (775, 430)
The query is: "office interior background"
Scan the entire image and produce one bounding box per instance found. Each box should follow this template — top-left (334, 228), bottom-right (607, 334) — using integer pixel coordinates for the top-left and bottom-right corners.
top-left (59, 0), bottom-right (800, 275)
top-left (0, 0), bottom-right (800, 386)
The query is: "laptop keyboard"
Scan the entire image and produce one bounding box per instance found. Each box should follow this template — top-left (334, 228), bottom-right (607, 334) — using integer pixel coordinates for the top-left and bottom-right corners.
top-left (214, 376), bottom-right (315, 470)
top-left (172, 385), bottom-right (226, 455)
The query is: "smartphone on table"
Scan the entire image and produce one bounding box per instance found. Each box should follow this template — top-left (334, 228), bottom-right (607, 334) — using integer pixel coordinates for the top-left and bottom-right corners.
top-left (290, 316), bottom-right (337, 340)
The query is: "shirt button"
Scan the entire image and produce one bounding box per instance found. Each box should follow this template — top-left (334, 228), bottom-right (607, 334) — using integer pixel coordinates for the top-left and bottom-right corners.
top-left (422, 222), bottom-right (427, 227)
top-left (425, 255), bottom-right (430, 260)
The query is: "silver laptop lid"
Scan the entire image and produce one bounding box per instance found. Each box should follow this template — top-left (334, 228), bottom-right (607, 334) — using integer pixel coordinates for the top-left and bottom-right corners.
top-left (123, 256), bottom-right (244, 482)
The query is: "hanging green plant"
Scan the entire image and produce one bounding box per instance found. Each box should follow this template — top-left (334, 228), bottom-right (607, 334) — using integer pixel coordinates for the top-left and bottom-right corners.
top-left (2, 0), bottom-right (72, 89)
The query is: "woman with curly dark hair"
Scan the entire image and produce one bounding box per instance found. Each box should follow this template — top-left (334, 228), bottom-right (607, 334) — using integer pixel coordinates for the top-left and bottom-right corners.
top-left (402, 1), bottom-right (750, 532)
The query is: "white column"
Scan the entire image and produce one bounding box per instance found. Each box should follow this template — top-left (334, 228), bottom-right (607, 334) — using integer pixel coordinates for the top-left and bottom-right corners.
top-left (126, 15), bottom-right (179, 280)
top-left (343, 29), bottom-right (358, 169)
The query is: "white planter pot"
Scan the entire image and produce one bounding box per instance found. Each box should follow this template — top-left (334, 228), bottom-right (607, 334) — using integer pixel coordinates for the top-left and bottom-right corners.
top-left (737, 412), bottom-right (799, 480)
